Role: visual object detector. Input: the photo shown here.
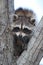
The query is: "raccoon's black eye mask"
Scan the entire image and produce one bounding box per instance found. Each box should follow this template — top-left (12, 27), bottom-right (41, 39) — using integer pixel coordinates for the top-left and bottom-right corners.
top-left (12, 27), bottom-right (32, 34)
top-left (12, 27), bottom-right (20, 32)
top-left (23, 28), bottom-right (32, 34)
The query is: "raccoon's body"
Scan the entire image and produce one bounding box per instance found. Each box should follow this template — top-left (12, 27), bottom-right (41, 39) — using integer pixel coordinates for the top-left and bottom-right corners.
top-left (11, 8), bottom-right (36, 57)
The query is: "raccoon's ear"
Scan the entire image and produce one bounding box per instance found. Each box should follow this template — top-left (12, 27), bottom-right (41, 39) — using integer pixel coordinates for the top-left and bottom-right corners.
top-left (13, 14), bottom-right (18, 22)
top-left (30, 19), bottom-right (35, 26)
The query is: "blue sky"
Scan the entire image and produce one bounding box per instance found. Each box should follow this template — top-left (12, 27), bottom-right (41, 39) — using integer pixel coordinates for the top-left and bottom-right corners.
top-left (14, 0), bottom-right (43, 23)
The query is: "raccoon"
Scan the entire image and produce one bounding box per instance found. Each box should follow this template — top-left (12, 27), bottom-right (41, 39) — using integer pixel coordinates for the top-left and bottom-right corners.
top-left (11, 8), bottom-right (36, 57)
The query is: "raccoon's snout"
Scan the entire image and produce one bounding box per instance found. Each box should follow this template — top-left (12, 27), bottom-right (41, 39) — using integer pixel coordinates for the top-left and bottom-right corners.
top-left (14, 35), bottom-right (29, 44)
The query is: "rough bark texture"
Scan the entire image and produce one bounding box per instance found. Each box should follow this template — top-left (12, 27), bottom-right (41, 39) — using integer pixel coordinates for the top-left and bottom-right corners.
top-left (0, 0), bottom-right (15, 65)
top-left (0, 0), bottom-right (43, 65)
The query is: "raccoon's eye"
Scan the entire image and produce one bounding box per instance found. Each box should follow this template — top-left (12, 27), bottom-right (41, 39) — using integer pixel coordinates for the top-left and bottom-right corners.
top-left (23, 28), bottom-right (32, 34)
top-left (12, 27), bottom-right (20, 32)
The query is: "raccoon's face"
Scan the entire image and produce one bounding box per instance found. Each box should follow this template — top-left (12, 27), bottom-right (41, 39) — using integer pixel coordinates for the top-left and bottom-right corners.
top-left (11, 14), bottom-right (35, 39)
top-left (10, 8), bottom-right (36, 56)
top-left (11, 15), bottom-right (35, 45)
